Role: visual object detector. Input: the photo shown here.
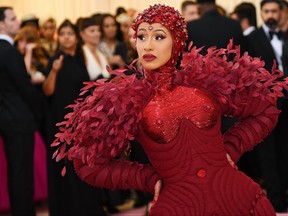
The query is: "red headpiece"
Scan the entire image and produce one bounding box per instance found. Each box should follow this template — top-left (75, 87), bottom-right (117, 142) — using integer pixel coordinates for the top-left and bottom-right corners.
top-left (132, 4), bottom-right (188, 66)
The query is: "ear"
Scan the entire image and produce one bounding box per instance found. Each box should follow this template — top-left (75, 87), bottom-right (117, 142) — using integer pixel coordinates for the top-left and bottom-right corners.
top-left (0, 21), bottom-right (4, 31)
top-left (80, 31), bottom-right (85, 41)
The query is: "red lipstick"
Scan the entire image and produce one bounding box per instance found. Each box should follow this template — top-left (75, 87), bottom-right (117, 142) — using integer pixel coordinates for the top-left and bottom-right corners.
top-left (143, 54), bottom-right (156, 61)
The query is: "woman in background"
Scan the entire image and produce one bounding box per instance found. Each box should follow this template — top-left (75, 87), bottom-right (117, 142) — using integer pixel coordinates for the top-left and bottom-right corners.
top-left (99, 13), bottom-right (127, 69)
top-left (43, 19), bottom-right (106, 216)
top-left (78, 17), bottom-right (110, 80)
top-left (15, 25), bottom-right (48, 85)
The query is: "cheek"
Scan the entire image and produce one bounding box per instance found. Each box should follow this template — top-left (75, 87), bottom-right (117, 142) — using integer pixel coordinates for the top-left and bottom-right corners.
top-left (163, 41), bottom-right (173, 59)
top-left (71, 37), bottom-right (77, 44)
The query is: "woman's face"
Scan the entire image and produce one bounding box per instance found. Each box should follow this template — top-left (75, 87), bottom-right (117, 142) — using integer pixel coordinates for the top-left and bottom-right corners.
top-left (102, 16), bottom-right (117, 39)
top-left (136, 22), bottom-right (173, 70)
top-left (41, 21), bottom-right (56, 40)
top-left (81, 25), bottom-right (101, 46)
top-left (58, 26), bottom-right (77, 52)
top-left (17, 38), bottom-right (27, 54)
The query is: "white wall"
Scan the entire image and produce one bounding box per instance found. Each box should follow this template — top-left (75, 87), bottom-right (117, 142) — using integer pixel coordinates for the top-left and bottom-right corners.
top-left (0, 0), bottom-right (262, 26)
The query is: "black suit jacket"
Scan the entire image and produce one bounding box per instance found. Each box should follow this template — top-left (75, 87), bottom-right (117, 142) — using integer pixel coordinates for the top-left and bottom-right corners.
top-left (186, 10), bottom-right (243, 54)
top-left (0, 39), bottom-right (43, 132)
top-left (245, 27), bottom-right (288, 107)
top-left (245, 27), bottom-right (280, 72)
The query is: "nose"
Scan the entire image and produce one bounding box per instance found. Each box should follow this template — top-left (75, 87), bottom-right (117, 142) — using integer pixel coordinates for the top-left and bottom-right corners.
top-left (144, 38), bottom-right (153, 51)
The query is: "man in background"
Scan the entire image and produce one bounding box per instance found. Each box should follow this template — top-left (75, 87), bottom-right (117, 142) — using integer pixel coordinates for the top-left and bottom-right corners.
top-left (0, 6), bottom-right (43, 216)
top-left (245, 0), bottom-right (288, 212)
top-left (181, 0), bottom-right (200, 22)
top-left (230, 2), bottom-right (257, 36)
top-left (186, 0), bottom-right (243, 55)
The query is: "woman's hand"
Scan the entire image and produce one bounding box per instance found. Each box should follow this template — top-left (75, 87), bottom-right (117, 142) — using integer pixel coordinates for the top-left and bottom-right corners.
top-left (26, 42), bottom-right (37, 53)
top-left (52, 55), bottom-right (64, 74)
top-left (31, 71), bottom-right (45, 84)
top-left (108, 55), bottom-right (125, 67)
top-left (153, 180), bottom-right (162, 204)
top-left (226, 153), bottom-right (238, 170)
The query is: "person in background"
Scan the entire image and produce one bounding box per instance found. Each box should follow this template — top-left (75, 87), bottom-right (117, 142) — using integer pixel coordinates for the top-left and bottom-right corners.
top-left (78, 17), bottom-right (110, 80)
top-left (216, 4), bottom-right (227, 16)
top-left (15, 26), bottom-right (48, 85)
top-left (186, 0), bottom-right (243, 55)
top-left (42, 19), bottom-right (106, 216)
top-left (116, 13), bottom-right (133, 43)
top-left (115, 6), bottom-right (126, 17)
top-left (230, 2), bottom-right (257, 36)
top-left (245, 0), bottom-right (288, 212)
top-left (126, 26), bottom-right (138, 64)
top-left (40, 17), bottom-right (57, 58)
top-left (229, 2), bottom-right (260, 186)
top-left (99, 13), bottom-right (128, 69)
top-left (0, 6), bottom-right (43, 216)
top-left (279, 0), bottom-right (288, 38)
top-left (21, 14), bottom-right (40, 32)
top-left (181, 0), bottom-right (200, 22)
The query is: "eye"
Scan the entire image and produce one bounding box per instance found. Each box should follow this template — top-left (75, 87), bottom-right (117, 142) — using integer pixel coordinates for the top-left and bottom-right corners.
top-left (137, 34), bottom-right (145, 40)
top-left (155, 35), bottom-right (166, 40)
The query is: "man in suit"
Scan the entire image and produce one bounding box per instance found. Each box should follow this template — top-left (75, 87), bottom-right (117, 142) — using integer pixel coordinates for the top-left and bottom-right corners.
top-left (245, 0), bottom-right (288, 212)
top-left (0, 7), bottom-right (43, 215)
top-left (181, 0), bottom-right (200, 22)
top-left (186, 0), bottom-right (243, 55)
top-left (230, 2), bottom-right (257, 36)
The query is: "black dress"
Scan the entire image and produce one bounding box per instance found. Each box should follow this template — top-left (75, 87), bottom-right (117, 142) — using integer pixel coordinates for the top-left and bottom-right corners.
top-left (45, 50), bottom-right (106, 216)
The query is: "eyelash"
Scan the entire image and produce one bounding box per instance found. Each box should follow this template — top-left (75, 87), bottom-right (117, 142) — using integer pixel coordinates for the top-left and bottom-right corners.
top-left (137, 34), bottom-right (166, 41)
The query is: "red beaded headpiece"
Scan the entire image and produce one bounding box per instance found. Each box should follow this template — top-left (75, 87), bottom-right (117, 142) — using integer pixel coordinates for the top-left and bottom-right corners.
top-left (132, 4), bottom-right (188, 66)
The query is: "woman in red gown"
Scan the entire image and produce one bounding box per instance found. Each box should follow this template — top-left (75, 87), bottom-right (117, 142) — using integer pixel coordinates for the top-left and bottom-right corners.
top-left (52, 4), bottom-right (288, 215)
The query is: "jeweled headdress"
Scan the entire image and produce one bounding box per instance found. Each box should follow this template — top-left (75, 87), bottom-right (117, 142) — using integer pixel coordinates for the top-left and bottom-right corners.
top-left (132, 4), bottom-right (187, 65)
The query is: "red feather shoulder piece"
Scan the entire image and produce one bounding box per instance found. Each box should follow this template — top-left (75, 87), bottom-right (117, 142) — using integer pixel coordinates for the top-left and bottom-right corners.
top-left (175, 40), bottom-right (288, 117)
top-left (51, 67), bottom-right (155, 170)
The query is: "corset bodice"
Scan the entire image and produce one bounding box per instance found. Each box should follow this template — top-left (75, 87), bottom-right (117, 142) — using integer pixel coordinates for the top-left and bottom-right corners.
top-left (141, 86), bottom-right (220, 143)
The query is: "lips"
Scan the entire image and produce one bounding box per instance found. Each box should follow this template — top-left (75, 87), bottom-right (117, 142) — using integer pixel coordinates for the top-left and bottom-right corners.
top-left (143, 54), bottom-right (156, 61)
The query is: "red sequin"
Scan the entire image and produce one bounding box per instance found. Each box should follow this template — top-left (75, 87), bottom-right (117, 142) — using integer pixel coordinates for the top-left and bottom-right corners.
top-left (197, 169), bottom-right (206, 178)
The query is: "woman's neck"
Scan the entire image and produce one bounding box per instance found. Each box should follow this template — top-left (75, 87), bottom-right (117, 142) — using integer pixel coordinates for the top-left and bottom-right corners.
top-left (85, 43), bottom-right (97, 53)
top-left (61, 48), bottom-right (76, 56)
top-left (105, 37), bottom-right (116, 44)
top-left (145, 64), bottom-right (176, 92)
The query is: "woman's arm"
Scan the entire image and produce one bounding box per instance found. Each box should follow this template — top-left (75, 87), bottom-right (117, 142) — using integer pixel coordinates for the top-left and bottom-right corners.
top-left (42, 55), bottom-right (63, 96)
top-left (73, 156), bottom-right (160, 193)
top-left (24, 43), bottom-right (37, 73)
top-left (223, 97), bottom-right (280, 163)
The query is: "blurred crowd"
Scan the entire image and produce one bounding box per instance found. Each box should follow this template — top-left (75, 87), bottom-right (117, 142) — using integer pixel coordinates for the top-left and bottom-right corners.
top-left (1, 0), bottom-right (288, 215)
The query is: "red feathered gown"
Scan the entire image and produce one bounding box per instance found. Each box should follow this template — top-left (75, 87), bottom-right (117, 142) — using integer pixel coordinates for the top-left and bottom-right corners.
top-left (55, 45), bottom-right (287, 215)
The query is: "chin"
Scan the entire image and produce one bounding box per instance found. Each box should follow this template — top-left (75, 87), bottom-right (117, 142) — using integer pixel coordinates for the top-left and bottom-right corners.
top-left (141, 62), bottom-right (159, 71)
top-left (143, 65), bottom-right (158, 71)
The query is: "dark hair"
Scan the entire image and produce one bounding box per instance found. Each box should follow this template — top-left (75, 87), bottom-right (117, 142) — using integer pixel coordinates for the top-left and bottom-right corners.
top-left (181, 1), bottom-right (197, 12)
top-left (101, 13), bottom-right (123, 41)
top-left (0, 6), bottom-right (12, 21)
top-left (57, 19), bottom-right (80, 40)
top-left (91, 13), bottom-right (103, 26)
top-left (78, 17), bottom-right (98, 32)
top-left (233, 2), bottom-right (257, 27)
top-left (56, 19), bottom-right (85, 64)
top-left (116, 7), bottom-right (126, 16)
top-left (42, 17), bottom-right (56, 28)
top-left (281, 0), bottom-right (288, 9)
top-left (260, 0), bottom-right (283, 9)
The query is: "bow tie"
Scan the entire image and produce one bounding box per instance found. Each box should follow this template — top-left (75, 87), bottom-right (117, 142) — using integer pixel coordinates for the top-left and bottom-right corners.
top-left (269, 31), bottom-right (282, 40)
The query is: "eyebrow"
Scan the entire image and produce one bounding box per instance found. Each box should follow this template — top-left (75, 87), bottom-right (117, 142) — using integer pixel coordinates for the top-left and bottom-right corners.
top-left (138, 28), bottom-right (167, 35)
